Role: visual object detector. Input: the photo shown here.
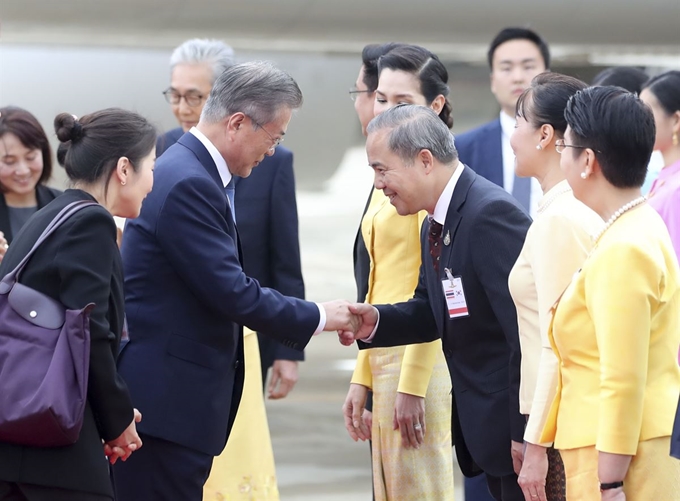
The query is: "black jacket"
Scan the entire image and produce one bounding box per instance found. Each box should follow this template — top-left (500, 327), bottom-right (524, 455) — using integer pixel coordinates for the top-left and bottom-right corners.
top-left (0, 184), bottom-right (62, 244)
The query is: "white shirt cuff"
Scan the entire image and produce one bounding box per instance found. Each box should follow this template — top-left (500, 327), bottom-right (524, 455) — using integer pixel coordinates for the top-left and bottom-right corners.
top-left (313, 303), bottom-right (326, 335)
top-left (362, 308), bottom-right (380, 343)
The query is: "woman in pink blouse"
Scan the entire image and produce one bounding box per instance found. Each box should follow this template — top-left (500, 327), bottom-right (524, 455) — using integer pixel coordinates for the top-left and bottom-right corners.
top-left (640, 71), bottom-right (680, 260)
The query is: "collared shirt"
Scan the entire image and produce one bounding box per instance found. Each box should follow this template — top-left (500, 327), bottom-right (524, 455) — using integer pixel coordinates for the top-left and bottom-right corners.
top-left (190, 127), bottom-right (232, 188)
top-left (431, 161), bottom-right (465, 225)
top-left (189, 126), bottom-right (326, 334)
top-left (499, 112), bottom-right (542, 217)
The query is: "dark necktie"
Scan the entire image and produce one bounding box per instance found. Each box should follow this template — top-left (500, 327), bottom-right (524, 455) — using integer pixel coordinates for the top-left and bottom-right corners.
top-left (225, 178), bottom-right (236, 222)
top-left (428, 218), bottom-right (443, 274)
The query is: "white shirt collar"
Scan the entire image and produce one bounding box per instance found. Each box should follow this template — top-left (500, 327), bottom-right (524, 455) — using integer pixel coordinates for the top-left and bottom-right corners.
top-left (431, 161), bottom-right (464, 225)
top-left (189, 127), bottom-right (232, 188)
top-left (499, 111), bottom-right (515, 140)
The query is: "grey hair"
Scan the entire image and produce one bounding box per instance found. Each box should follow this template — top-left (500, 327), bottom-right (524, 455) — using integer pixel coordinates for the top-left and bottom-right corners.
top-left (170, 38), bottom-right (235, 83)
top-left (367, 105), bottom-right (457, 166)
top-left (201, 61), bottom-right (303, 125)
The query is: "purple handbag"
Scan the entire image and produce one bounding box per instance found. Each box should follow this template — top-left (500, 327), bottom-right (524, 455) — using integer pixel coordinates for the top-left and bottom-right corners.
top-left (0, 201), bottom-right (98, 447)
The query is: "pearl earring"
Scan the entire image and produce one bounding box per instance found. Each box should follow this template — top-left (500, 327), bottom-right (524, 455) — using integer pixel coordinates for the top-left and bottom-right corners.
top-left (580, 172), bottom-right (588, 180)
top-left (536, 145), bottom-right (542, 150)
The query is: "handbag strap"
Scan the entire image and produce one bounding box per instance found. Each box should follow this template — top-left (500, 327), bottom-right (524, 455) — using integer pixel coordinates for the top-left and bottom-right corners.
top-left (0, 200), bottom-right (99, 292)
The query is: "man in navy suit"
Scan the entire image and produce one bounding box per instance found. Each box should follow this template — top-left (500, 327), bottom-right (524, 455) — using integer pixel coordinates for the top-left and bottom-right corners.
top-left (157, 38), bottom-right (305, 397)
top-left (113, 62), bottom-right (357, 501)
top-left (347, 105), bottom-right (531, 501)
top-left (455, 27), bottom-right (550, 218)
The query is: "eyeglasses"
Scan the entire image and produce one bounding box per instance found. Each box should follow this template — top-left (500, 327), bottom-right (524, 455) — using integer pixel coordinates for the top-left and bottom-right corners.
top-left (349, 87), bottom-right (372, 102)
top-left (162, 88), bottom-right (206, 107)
top-left (555, 139), bottom-right (601, 154)
top-left (249, 117), bottom-right (283, 151)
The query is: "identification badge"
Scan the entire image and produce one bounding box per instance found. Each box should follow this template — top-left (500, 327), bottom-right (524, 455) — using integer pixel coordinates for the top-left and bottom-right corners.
top-left (442, 268), bottom-right (469, 318)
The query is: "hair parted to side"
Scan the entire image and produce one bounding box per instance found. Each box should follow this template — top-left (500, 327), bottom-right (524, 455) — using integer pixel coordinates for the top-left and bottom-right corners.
top-left (515, 72), bottom-right (587, 135)
top-left (55, 108), bottom-right (156, 193)
top-left (170, 38), bottom-right (235, 83)
top-left (641, 70), bottom-right (680, 116)
top-left (488, 27), bottom-right (551, 70)
top-left (592, 66), bottom-right (648, 94)
top-left (377, 45), bottom-right (454, 129)
top-left (201, 61), bottom-right (303, 126)
top-left (564, 86), bottom-right (655, 188)
top-left (0, 106), bottom-right (53, 188)
top-left (367, 105), bottom-right (458, 166)
top-left (361, 43), bottom-right (406, 93)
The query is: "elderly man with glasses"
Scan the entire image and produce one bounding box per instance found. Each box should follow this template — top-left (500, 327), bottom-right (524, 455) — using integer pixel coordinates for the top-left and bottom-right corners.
top-left (157, 38), bottom-right (307, 401)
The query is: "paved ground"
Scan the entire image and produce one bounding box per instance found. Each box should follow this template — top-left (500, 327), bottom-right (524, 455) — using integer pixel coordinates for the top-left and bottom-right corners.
top-left (262, 153), bottom-right (466, 499)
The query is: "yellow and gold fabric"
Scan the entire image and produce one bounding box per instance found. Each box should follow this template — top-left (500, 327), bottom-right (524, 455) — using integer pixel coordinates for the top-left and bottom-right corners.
top-left (350, 188), bottom-right (453, 501)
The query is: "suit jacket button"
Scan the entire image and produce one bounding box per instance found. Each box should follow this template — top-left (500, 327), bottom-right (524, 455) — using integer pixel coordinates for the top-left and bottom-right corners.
top-left (234, 360), bottom-right (240, 370)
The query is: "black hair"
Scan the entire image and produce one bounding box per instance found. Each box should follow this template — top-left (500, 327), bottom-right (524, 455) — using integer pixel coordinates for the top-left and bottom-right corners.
top-left (516, 72), bottom-right (587, 135)
top-left (641, 70), bottom-right (680, 116)
top-left (591, 67), bottom-right (648, 94)
top-left (361, 43), bottom-right (406, 93)
top-left (0, 106), bottom-right (53, 191)
top-left (54, 108), bottom-right (156, 194)
top-left (377, 45), bottom-right (454, 129)
top-left (564, 86), bottom-right (655, 188)
top-left (487, 27), bottom-right (550, 70)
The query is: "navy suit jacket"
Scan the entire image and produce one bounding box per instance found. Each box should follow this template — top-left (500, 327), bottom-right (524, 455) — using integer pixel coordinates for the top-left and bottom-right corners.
top-left (119, 132), bottom-right (319, 456)
top-left (158, 128), bottom-right (306, 378)
top-left (360, 166), bottom-right (530, 478)
top-left (455, 119), bottom-right (504, 189)
top-left (234, 147), bottom-right (306, 376)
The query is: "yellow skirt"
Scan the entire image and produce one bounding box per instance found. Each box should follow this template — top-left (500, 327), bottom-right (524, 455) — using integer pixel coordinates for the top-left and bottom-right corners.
top-left (369, 344), bottom-right (454, 501)
top-left (559, 436), bottom-right (680, 501)
top-left (203, 329), bottom-right (280, 501)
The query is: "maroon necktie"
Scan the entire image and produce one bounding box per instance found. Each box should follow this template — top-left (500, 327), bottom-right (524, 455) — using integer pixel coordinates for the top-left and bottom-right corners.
top-left (428, 218), bottom-right (444, 274)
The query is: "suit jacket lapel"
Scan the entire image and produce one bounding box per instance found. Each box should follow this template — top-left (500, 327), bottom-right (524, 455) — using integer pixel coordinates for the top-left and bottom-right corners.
top-left (482, 120), bottom-right (504, 187)
top-left (177, 134), bottom-right (240, 247)
top-left (429, 165), bottom-right (476, 327)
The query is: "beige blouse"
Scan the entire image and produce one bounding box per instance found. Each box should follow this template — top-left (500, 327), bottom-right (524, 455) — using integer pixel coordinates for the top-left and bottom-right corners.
top-left (508, 180), bottom-right (603, 444)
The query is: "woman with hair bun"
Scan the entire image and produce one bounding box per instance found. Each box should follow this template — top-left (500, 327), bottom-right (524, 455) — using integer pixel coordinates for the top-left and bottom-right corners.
top-left (0, 108), bottom-right (156, 501)
top-left (343, 44), bottom-right (454, 501)
top-left (0, 106), bottom-right (61, 263)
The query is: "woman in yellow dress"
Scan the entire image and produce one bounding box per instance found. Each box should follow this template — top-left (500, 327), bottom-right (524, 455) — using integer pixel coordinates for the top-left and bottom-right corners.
top-left (508, 73), bottom-right (604, 501)
top-left (343, 44), bottom-right (454, 501)
top-left (541, 86), bottom-right (680, 500)
top-left (204, 328), bottom-right (279, 501)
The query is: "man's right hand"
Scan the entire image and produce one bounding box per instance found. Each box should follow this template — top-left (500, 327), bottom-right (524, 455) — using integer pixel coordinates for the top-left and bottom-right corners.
top-left (336, 303), bottom-right (379, 346)
top-left (342, 383), bottom-right (370, 441)
top-left (322, 300), bottom-right (360, 334)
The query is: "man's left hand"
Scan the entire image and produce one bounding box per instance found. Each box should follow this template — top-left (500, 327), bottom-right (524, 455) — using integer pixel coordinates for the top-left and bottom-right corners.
top-left (267, 359), bottom-right (299, 399)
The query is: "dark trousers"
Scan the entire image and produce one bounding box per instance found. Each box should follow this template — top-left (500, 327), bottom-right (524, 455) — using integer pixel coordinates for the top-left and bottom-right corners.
top-left (486, 472), bottom-right (524, 501)
top-left (465, 475), bottom-right (497, 501)
top-left (0, 482), bottom-right (111, 501)
top-left (111, 434), bottom-right (213, 501)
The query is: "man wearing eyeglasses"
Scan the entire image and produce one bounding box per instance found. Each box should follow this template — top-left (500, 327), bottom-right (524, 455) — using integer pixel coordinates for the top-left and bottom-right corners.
top-left (157, 38), bottom-right (307, 401)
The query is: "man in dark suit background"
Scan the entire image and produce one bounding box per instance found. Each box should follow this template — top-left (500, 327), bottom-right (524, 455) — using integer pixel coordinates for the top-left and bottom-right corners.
top-left (157, 38), bottom-right (305, 398)
top-left (113, 61), bottom-right (358, 500)
top-left (347, 105), bottom-right (531, 501)
top-left (455, 27), bottom-right (550, 218)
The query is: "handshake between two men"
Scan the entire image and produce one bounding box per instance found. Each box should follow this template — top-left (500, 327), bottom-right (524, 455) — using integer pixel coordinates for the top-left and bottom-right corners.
top-left (321, 300), bottom-right (379, 345)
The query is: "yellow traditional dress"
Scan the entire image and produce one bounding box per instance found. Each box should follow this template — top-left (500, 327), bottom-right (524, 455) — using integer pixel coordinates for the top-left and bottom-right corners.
top-left (351, 188), bottom-right (454, 501)
top-left (541, 205), bottom-right (680, 500)
top-left (203, 328), bottom-right (279, 501)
